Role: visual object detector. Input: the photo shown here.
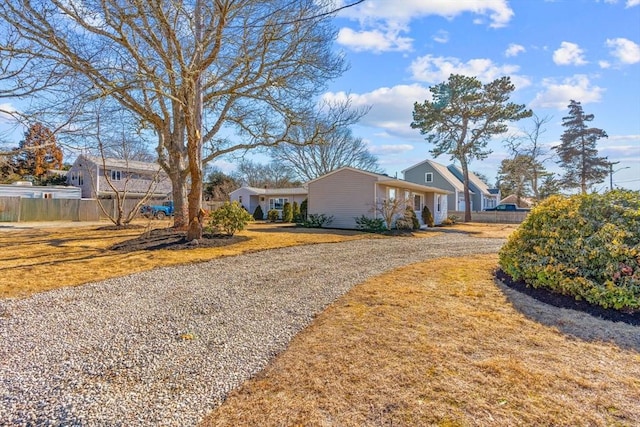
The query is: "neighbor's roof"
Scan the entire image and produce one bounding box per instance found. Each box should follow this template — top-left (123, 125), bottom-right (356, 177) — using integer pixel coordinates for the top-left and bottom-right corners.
top-left (230, 186), bottom-right (308, 196)
top-left (402, 159), bottom-right (468, 194)
top-left (79, 155), bottom-right (165, 174)
top-left (308, 166), bottom-right (452, 195)
top-left (448, 164), bottom-right (492, 196)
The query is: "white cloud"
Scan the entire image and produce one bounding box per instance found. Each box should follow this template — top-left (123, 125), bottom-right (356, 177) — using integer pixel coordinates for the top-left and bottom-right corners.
top-left (369, 144), bottom-right (415, 155)
top-left (408, 55), bottom-right (531, 89)
top-left (505, 43), bottom-right (526, 57)
top-left (335, 0), bottom-right (513, 52)
top-left (336, 26), bottom-right (413, 53)
top-left (606, 38), bottom-right (640, 64)
top-left (599, 60), bottom-right (611, 68)
top-left (531, 75), bottom-right (604, 109)
top-left (553, 42), bottom-right (588, 66)
top-left (432, 30), bottom-right (449, 44)
top-left (322, 84), bottom-right (431, 139)
top-left (0, 103), bottom-right (18, 123)
top-left (627, 0), bottom-right (640, 7)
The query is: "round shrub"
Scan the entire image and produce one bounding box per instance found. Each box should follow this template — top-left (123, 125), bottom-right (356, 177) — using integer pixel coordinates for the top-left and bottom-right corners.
top-left (406, 206), bottom-right (420, 230)
top-left (267, 209), bottom-right (279, 222)
top-left (499, 190), bottom-right (640, 311)
top-left (422, 205), bottom-right (434, 227)
top-left (205, 201), bottom-right (253, 236)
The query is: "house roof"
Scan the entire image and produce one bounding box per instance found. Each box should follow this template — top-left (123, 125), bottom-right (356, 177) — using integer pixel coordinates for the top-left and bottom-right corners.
top-left (448, 164), bottom-right (492, 196)
top-left (402, 159), bottom-right (468, 194)
top-left (79, 155), bottom-right (165, 174)
top-left (308, 166), bottom-right (451, 194)
top-left (230, 186), bottom-right (308, 196)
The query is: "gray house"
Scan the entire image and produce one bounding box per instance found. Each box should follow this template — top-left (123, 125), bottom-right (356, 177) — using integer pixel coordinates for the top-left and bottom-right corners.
top-left (67, 155), bottom-right (172, 199)
top-left (402, 160), bottom-right (499, 212)
top-left (307, 167), bottom-right (450, 229)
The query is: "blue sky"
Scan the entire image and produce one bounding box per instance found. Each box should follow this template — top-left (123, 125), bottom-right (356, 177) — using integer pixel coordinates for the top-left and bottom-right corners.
top-left (315, 0), bottom-right (640, 191)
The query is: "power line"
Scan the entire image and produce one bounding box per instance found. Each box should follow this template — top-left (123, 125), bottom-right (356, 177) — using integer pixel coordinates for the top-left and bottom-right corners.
top-left (235, 0), bottom-right (366, 28)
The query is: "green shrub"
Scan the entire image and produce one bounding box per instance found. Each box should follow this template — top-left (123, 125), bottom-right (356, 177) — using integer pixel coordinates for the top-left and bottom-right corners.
top-left (282, 202), bottom-right (293, 223)
top-left (354, 215), bottom-right (387, 233)
top-left (292, 201), bottom-right (301, 222)
top-left (406, 206), bottom-right (420, 229)
top-left (422, 205), bottom-right (435, 227)
top-left (300, 213), bottom-right (333, 228)
top-left (205, 201), bottom-right (253, 236)
top-left (499, 190), bottom-right (640, 311)
top-left (300, 199), bottom-right (308, 221)
top-left (267, 209), bottom-right (279, 222)
top-left (253, 205), bottom-right (264, 220)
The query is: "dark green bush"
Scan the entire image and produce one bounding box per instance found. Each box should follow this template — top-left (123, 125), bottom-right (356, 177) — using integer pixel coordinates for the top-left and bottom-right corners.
top-left (300, 199), bottom-right (308, 221)
top-left (499, 190), bottom-right (640, 311)
top-left (422, 205), bottom-right (435, 227)
top-left (300, 213), bottom-right (333, 228)
top-left (354, 215), bottom-right (387, 233)
top-left (282, 202), bottom-right (293, 223)
top-left (205, 201), bottom-right (253, 236)
top-left (267, 209), bottom-right (279, 222)
top-left (253, 205), bottom-right (264, 220)
top-left (405, 206), bottom-right (420, 229)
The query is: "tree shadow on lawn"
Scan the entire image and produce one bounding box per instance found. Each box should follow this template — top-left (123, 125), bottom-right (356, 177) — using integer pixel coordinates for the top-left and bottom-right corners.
top-left (495, 270), bottom-right (640, 351)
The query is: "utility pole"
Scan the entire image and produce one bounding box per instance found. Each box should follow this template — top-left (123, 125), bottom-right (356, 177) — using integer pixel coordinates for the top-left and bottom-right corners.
top-left (609, 161), bottom-right (619, 191)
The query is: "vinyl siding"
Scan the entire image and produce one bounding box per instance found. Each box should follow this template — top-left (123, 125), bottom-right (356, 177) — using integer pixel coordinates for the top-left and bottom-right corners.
top-left (308, 169), bottom-right (378, 229)
top-left (404, 162), bottom-right (459, 211)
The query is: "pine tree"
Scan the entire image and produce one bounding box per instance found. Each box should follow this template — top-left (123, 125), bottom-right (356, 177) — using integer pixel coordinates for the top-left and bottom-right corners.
top-left (556, 100), bottom-right (609, 194)
top-left (14, 123), bottom-right (63, 181)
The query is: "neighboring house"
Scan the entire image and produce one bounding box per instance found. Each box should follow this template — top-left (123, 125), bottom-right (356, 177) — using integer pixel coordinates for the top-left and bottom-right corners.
top-left (0, 181), bottom-right (81, 199)
top-left (230, 186), bottom-right (307, 219)
top-left (67, 155), bottom-right (172, 199)
top-left (307, 167), bottom-right (450, 229)
top-left (500, 194), bottom-right (533, 208)
top-left (402, 160), bottom-right (471, 212)
top-left (447, 164), bottom-right (500, 211)
top-left (402, 159), bottom-right (500, 212)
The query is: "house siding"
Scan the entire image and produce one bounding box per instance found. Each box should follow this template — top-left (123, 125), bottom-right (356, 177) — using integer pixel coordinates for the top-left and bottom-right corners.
top-left (230, 188), bottom-right (307, 219)
top-left (404, 162), bottom-right (459, 211)
top-left (308, 169), bottom-right (378, 229)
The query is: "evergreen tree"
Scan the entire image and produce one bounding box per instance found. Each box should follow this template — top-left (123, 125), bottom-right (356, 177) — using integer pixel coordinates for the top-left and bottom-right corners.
top-left (556, 100), bottom-right (609, 194)
top-left (14, 123), bottom-right (63, 181)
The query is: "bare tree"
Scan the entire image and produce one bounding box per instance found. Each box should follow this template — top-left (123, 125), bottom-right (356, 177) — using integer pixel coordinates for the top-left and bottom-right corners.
top-left (0, 0), bottom-right (363, 239)
top-left (372, 197), bottom-right (407, 230)
top-left (232, 159), bottom-right (300, 188)
top-left (270, 110), bottom-right (381, 181)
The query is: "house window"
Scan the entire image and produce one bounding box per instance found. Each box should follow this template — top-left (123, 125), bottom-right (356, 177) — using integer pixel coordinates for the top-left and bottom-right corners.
top-left (269, 198), bottom-right (288, 210)
top-left (404, 190), bottom-right (410, 203)
top-left (110, 170), bottom-right (121, 181)
top-left (425, 172), bottom-right (433, 183)
top-left (78, 172), bottom-right (83, 186)
top-left (413, 194), bottom-right (422, 211)
top-left (387, 188), bottom-right (396, 201)
top-left (437, 195), bottom-right (441, 212)
top-left (43, 193), bottom-right (53, 199)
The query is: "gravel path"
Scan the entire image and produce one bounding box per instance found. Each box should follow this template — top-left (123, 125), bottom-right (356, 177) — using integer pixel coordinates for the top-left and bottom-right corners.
top-left (0, 233), bottom-right (504, 426)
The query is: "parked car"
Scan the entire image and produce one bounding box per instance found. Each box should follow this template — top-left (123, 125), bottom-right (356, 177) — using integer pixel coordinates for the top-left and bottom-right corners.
top-left (140, 200), bottom-right (174, 219)
top-left (484, 203), bottom-right (530, 212)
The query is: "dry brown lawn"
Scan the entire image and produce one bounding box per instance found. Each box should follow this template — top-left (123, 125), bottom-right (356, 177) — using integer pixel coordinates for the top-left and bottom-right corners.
top-left (202, 254), bottom-right (640, 427)
top-left (0, 221), bottom-right (378, 298)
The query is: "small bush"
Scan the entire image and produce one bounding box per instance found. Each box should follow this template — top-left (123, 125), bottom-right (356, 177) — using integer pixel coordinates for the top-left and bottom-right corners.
top-left (448, 214), bottom-right (459, 224)
top-left (300, 199), bottom-right (308, 221)
top-left (292, 201), bottom-right (301, 222)
top-left (300, 213), bottom-right (333, 228)
top-left (355, 215), bottom-right (387, 233)
top-left (405, 206), bottom-right (420, 230)
top-left (440, 218), bottom-right (454, 226)
top-left (205, 201), bottom-right (253, 236)
top-left (499, 190), bottom-right (640, 311)
top-left (282, 202), bottom-right (293, 223)
top-left (267, 209), bottom-right (279, 222)
top-left (253, 205), bottom-right (264, 220)
top-left (422, 206), bottom-right (435, 227)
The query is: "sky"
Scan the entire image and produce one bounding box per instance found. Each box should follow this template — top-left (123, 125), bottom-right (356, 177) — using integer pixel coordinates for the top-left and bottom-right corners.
top-left (311, 0), bottom-right (640, 191)
top-left (1, 0), bottom-right (638, 192)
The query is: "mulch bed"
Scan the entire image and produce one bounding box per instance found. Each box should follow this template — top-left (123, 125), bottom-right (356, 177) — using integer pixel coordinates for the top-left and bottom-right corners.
top-left (495, 269), bottom-right (639, 326)
top-left (109, 228), bottom-right (246, 252)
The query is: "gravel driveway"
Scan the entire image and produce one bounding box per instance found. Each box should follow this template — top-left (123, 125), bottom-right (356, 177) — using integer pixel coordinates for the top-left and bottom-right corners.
top-left (0, 233), bottom-right (504, 426)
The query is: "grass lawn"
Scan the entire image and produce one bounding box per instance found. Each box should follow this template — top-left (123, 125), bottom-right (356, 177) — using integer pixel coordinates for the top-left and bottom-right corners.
top-left (202, 255), bottom-right (640, 426)
top-left (2, 220), bottom-right (637, 425)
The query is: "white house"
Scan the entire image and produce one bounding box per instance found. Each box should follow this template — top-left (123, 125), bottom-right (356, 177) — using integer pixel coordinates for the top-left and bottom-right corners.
top-left (0, 181), bottom-right (81, 199)
top-left (307, 167), bottom-right (450, 229)
top-left (230, 186), bottom-right (307, 219)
